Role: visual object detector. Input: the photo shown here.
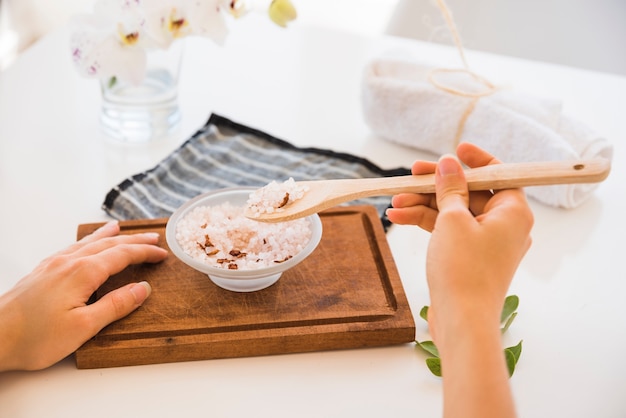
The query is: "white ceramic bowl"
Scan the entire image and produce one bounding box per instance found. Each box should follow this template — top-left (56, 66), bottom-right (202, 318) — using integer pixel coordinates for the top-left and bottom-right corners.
top-left (165, 187), bottom-right (323, 292)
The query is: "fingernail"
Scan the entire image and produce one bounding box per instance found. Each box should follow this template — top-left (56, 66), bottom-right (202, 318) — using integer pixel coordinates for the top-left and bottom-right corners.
top-left (101, 220), bottom-right (119, 231)
top-left (130, 281), bottom-right (152, 305)
top-left (142, 232), bottom-right (160, 240)
top-left (437, 155), bottom-right (462, 176)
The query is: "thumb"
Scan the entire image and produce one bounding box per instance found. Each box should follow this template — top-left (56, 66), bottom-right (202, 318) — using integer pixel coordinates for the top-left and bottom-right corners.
top-left (435, 155), bottom-right (470, 213)
top-left (84, 281), bottom-right (152, 334)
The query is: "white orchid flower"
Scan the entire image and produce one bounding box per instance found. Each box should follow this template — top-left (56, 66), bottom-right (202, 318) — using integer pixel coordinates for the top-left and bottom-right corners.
top-left (69, 0), bottom-right (296, 85)
top-left (186, 0), bottom-right (231, 44)
top-left (70, 1), bottom-right (156, 85)
top-left (139, 0), bottom-right (231, 48)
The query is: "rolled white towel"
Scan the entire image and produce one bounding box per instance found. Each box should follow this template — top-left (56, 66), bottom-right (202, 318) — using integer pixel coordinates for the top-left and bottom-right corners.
top-left (361, 58), bottom-right (613, 208)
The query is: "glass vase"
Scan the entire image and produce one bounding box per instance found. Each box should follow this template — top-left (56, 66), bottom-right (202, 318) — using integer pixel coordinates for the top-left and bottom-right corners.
top-left (100, 42), bottom-right (183, 143)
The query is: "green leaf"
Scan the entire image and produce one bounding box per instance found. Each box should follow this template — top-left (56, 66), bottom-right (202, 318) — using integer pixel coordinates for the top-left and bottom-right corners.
top-left (504, 341), bottom-right (523, 378)
top-left (416, 340), bottom-right (439, 358)
top-left (501, 312), bottom-right (517, 334)
top-left (414, 296), bottom-right (523, 380)
top-left (506, 340), bottom-right (523, 364)
top-left (504, 348), bottom-right (516, 377)
top-left (107, 76), bottom-right (117, 89)
top-left (500, 295), bottom-right (519, 323)
top-left (425, 357), bottom-right (442, 377)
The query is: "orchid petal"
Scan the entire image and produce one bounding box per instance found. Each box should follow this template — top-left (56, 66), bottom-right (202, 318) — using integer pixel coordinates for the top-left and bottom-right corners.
top-left (97, 37), bottom-right (147, 85)
top-left (69, 14), bottom-right (114, 78)
top-left (70, 14), bottom-right (147, 84)
top-left (139, 0), bottom-right (186, 49)
top-left (185, 0), bottom-right (229, 44)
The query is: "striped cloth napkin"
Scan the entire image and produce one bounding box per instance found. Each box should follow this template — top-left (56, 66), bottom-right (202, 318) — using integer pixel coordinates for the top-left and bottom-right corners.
top-left (103, 114), bottom-right (410, 229)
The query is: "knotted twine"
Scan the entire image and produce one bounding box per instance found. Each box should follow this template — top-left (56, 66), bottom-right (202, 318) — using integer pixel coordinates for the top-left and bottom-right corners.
top-left (427, 0), bottom-right (497, 148)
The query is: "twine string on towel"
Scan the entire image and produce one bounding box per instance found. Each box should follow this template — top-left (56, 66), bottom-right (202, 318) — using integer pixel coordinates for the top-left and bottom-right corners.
top-left (434, 0), bottom-right (470, 71)
top-left (428, 0), bottom-right (497, 148)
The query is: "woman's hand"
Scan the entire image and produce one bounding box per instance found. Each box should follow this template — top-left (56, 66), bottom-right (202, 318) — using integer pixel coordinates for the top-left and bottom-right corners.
top-left (386, 142), bottom-right (533, 418)
top-left (0, 220), bottom-right (168, 371)
top-left (387, 142), bottom-right (533, 327)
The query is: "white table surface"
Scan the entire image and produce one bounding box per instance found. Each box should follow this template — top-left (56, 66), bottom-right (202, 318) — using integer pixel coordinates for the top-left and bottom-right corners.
top-left (1, 15), bottom-right (625, 418)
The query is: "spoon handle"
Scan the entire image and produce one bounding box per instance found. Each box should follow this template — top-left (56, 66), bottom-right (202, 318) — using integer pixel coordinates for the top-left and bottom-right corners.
top-left (465, 158), bottom-right (610, 190)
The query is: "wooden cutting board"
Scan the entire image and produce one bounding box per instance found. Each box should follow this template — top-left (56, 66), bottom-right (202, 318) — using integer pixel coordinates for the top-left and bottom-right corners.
top-left (74, 205), bottom-right (415, 369)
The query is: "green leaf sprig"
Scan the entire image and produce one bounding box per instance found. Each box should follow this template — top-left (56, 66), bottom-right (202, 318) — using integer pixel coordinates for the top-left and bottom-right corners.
top-left (416, 295), bottom-right (523, 377)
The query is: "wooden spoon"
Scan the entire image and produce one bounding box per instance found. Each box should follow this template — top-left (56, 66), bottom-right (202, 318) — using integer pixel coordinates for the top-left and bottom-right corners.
top-left (245, 158), bottom-right (611, 222)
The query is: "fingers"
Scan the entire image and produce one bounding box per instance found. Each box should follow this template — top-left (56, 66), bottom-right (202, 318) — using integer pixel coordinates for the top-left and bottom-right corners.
top-left (70, 232), bottom-right (163, 259)
top-left (456, 143), bottom-right (512, 216)
top-left (456, 142), bottom-right (501, 167)
top-left (60, 231), bottom-right (167, 296)
top-left (388, 155), bottom-right (473, 229)
top-left (434, 155), bottom-right (471, 216)
top-left (50, 219), bottom-right (165, 269)
top-left (84, 243), bottom-right (168, 282)
top-left (455, 143), bottom-right (535, 256)
top-left (480, 189), bottom-right (534, 234)
top-left (84, 220), bottom-right (121, 240)
top-left (467, 191), bottom-right (496, 216)
top-left (391, 193), bottom-right (435, 209)
top-left (411, 160), bottom-right (437, 175)
top-left (456, 142), bottom-right (532, 221)
top-left (80, 281), bottom-right (152, 335)
top-left (389, 191), bottom-right (438, 231)
top-left (386, 205), bottom-right (439, 231)
top-left (387, 159), bottom-right (439, 230)
top-left (55, 220), bottom-right (121, 257)
top-left (389, 144), bottom-right (507, 227)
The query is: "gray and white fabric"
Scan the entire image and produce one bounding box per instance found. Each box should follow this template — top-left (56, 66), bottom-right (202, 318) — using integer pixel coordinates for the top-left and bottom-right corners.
top-left (103, 114), bottom-right (410, 229)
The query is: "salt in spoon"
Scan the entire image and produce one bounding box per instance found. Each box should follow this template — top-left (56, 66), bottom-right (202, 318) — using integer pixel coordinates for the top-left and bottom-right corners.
top-left (245, 158), bottom-right (611, 223)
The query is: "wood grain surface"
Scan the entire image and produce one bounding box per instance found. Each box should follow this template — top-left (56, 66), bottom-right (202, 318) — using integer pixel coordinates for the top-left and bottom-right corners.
top-left (74, 205), bottom-right (415, 369)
